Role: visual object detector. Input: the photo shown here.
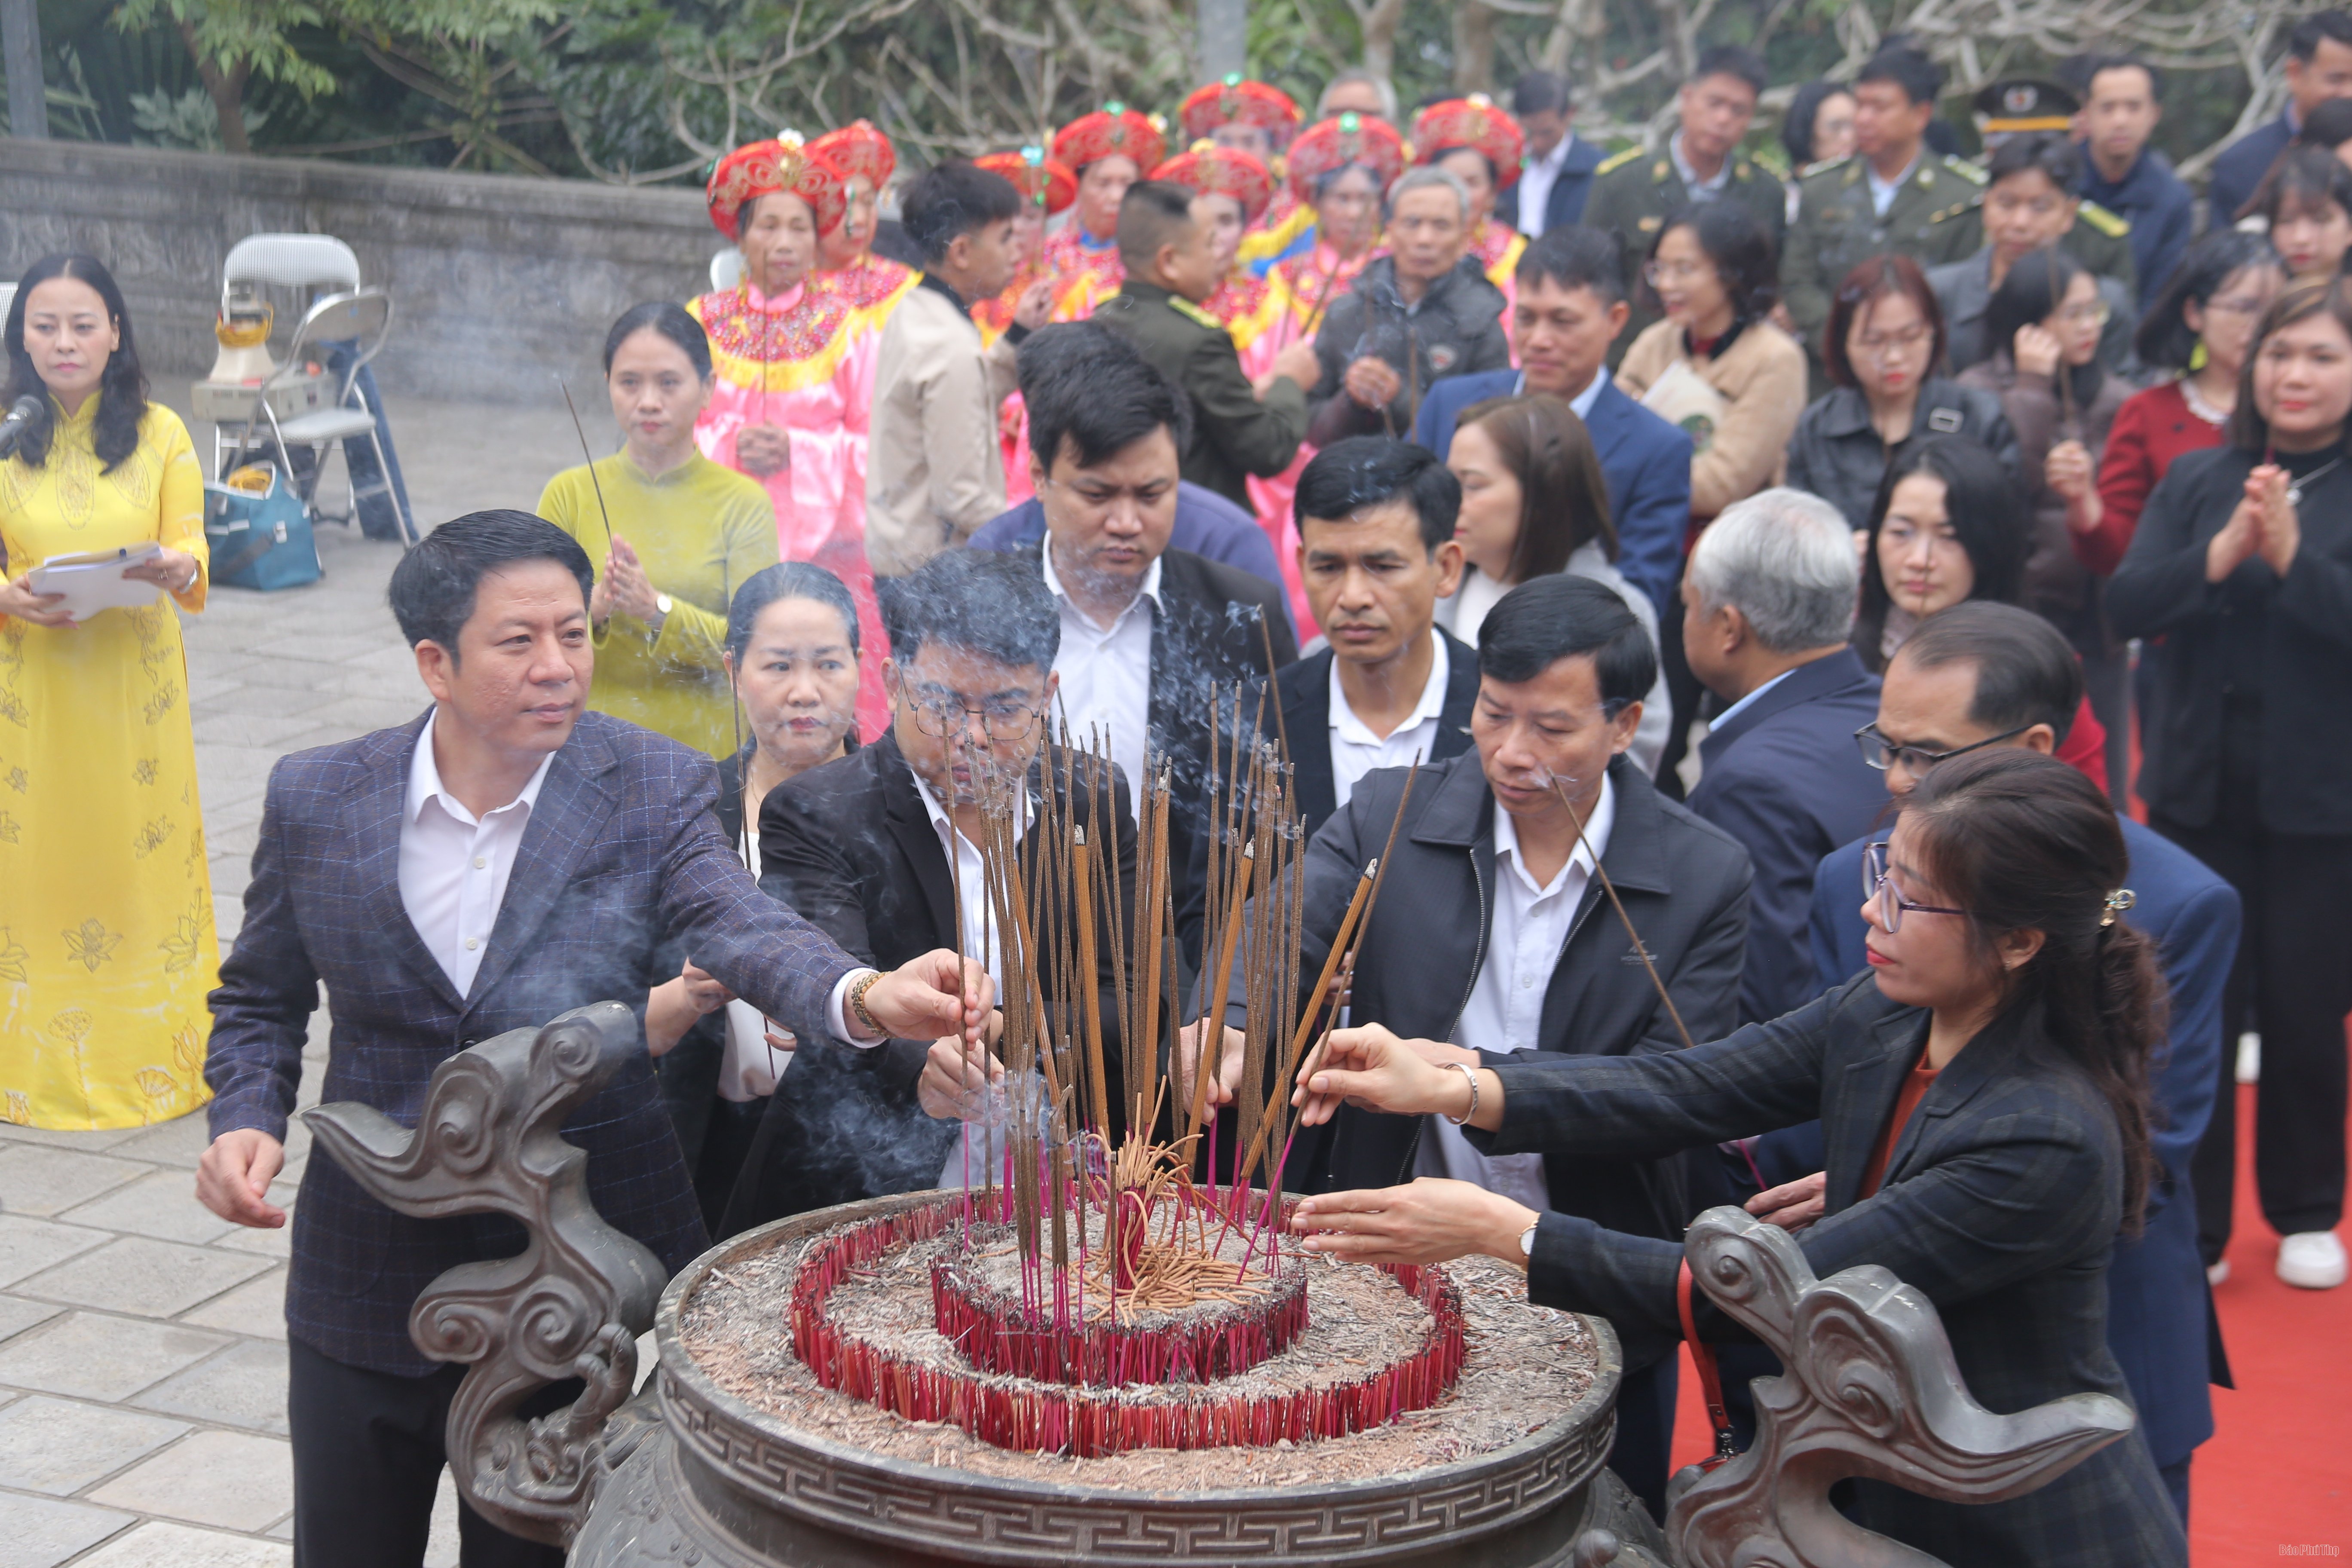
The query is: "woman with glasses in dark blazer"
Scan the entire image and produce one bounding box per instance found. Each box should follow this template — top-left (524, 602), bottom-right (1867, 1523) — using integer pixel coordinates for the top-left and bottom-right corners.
top-left (1286, 748), bottom-right (2185, 1567)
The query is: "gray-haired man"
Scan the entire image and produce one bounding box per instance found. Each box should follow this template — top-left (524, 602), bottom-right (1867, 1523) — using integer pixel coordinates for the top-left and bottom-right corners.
top-left (1680, 487), bottom-right (1885, 1026)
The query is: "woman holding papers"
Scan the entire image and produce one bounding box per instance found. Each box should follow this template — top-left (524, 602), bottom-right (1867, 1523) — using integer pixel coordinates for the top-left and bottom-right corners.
top-left (0, 253), bottom-right (215, 1130)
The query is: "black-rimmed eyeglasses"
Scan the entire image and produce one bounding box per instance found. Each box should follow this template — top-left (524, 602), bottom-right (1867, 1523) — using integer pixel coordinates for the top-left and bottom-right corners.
top-left (1853, 721), bottom-right (2031, 776)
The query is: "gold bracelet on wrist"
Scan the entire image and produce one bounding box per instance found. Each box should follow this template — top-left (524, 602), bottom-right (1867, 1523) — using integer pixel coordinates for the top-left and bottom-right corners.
top-left (848, 969), bottom-right (884, 1036)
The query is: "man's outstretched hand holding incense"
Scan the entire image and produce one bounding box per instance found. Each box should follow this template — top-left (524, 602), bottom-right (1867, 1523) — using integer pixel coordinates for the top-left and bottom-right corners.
top-left (919, 1034), bottom-right (1006, 1122)
top-left (858, 951), bottom-right (995, 1045)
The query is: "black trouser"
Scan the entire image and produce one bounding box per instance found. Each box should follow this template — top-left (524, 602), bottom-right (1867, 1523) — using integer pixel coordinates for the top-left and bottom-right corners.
top-left (288, 1336), bottom-right (573, 1568)
top-left (1607, 1354), bottom-right (1678, 1524)
top-left (2151, 813), bottom-right (2352, 1253)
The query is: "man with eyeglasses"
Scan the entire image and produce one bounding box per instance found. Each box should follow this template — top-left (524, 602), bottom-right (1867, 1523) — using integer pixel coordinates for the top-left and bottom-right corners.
top-left (1785, 600), bottom-right (2237, 1526)
top-left (1926, 131), bottom-right (2137, 375)
top-left (719, 547), bottom-right (1139, 1233)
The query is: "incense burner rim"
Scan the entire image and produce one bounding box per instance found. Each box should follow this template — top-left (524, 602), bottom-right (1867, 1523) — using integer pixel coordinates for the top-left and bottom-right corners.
top-left (655, 1189), bottom-right (1623, 1551)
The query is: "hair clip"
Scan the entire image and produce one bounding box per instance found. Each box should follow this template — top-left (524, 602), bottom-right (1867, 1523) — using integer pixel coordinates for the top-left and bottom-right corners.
top-left (2100, 888), bottom-right (2136, 927)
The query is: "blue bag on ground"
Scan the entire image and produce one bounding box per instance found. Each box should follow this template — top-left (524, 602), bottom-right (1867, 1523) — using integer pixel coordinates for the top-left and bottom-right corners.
top-left (205, 465), bottom-right (322, 591)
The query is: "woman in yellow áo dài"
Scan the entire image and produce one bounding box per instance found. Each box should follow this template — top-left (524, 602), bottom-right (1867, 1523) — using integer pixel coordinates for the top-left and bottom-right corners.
top-left (691, 134), bottom-right (892, 740)
top-left (536, 302), bottom-right (779, 759)
top-left (0, 254), bottom-right (215, 1129)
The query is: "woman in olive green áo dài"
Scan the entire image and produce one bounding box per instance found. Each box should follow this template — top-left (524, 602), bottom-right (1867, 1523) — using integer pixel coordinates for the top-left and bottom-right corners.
top-left (0, 254), bottom-right (217, 1130)
top-left (538, 303), bottom-right (780, 758)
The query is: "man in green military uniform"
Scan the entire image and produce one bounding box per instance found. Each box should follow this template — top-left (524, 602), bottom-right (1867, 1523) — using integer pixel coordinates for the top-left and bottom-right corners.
top-left (1924, 123), bottom-right (2139, 370)
top-left (1931, 80), bottom-right (2138, 293)
top-left (1583, 43), bottom-right (1787, 362)
top-left (1783, 46), bottom-right (1982, 377)
top-left (1094, 180), bottom-right (1320, 508)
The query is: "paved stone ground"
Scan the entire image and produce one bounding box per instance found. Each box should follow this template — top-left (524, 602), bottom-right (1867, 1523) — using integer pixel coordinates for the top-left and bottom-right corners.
top-left (0, 390), bottom-right (590, 1567)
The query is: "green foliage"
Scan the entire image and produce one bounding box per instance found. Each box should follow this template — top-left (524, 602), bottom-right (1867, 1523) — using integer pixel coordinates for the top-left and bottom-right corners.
top-left (130, 80), bottom-right (266, 145)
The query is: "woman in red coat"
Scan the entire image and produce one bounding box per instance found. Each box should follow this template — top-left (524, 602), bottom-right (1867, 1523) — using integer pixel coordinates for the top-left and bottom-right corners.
top-left (2060, 230), bottom-right (2284, 576)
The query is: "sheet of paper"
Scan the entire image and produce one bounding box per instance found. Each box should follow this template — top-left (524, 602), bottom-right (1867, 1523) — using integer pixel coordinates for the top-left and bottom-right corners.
top-left (24, 543), bottom-right (164, 619)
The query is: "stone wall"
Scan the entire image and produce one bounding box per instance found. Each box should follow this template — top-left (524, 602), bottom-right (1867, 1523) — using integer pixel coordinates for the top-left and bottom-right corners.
top-left (0, 137), bottom-right (728, 401)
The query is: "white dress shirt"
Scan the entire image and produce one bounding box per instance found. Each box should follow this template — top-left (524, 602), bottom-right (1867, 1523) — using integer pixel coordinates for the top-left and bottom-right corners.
top-left (1500, 364), bottom-right (1609, 420)
top-left (1866, 153), bottom-right (1921, 217)
top-left (1514, 133), bottom-right (1579, 239)
top-left (1044, 545), bottom-right (1160, 820)
top-left (1329, 629), bottom-right (1449, 809)
top-left (398, 711), bottom-right (555, 998)
top-left (1416, 774), bottom-right (1617, 1214)
top-left (1668, 133), bottom-right (1732, 200)
top-left (912, 764), bottom-right (1032, 1188)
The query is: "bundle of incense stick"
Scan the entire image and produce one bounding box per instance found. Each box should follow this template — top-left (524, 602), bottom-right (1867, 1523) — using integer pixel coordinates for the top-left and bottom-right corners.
top-left (944, 696), bottom-right (1335, 1327)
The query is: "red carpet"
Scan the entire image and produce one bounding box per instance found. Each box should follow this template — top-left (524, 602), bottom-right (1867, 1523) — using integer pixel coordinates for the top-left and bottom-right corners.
top-left (1667, 1082), bottom-right (2352, 1559)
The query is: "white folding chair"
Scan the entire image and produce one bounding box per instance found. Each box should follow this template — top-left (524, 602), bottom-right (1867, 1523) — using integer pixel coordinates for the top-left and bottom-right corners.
top-left (222, 233), bottom-right (363, 297)
top-left (710, 249), bottom-right (745, 292)
top-left (226, 290), bottom-right (414, 544)
top-left (214, 235), bottom-right (416, 545)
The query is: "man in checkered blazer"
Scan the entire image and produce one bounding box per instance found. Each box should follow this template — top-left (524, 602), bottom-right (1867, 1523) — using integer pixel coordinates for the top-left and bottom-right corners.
top-left (197, 511), bottom-right (984, 1568)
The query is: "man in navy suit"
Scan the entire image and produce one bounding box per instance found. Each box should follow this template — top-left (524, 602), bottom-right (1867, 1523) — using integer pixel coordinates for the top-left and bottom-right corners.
top-left (1681, 489), bottom-right (1887, 1027)
top-left (1411, 226), bottom-right (1691, 621)
top-left (198, 513), bottom-right (985, 1567)
top-left (1802, 602), bottom-right (2238, 1523)
top-left (2207, 11), bottom-right (2352, 225)
top-left (1494, 71), bottom-right (1603, 237)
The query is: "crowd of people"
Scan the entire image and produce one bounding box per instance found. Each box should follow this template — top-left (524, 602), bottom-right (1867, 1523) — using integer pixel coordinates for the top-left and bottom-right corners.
top-left (6, 24), bottom-right (2352, 1567)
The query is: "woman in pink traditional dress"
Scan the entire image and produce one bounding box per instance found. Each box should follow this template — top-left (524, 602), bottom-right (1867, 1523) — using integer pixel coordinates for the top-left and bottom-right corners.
top-left (1041, 106), bottom-right (1167, 322)
top-left (1179, 76), bottom-right (1311, 272)
top-left (690, 135), bottom-right (891, 739)
top-left (972, 150), bottom-right (1078, 506)
top-left (1242, 113), bottom-right (1407, 631)
top-left (1412, 96), bottom-right (1527, 340)
top-left (809, 119), bottom-right (920, 327)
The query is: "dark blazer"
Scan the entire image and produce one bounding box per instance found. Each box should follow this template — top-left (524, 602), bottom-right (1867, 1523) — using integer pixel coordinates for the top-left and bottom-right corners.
top-left (1178, 632), bottom-right (1481, 959)
top-left (2107, 445), bottom-right (2352, 833)
top-left (1097, 281), bottom-right (1308, 508)
top-left (1409, 370), bottom-right (1693, 620)
top-left (1019, 542), bottom-right (1295, 965)
top-left (2207, 112), bottom-right (2295, 233)
top-left (1267, 752), bottom-right (1750, 1244)
top-left (1687, 648), bottom-right (1886, 1024)
top-left (1484, 980), bottom-right (2188, 1566)
top-left (205, 711), bottom-right (858, 1376)
top-left (1809, 815), bottom-right (2241, 1472)
top-left (721, 732), bottom-right (1138, 1232)
top-left (1494, 136), bottom-right (1605, 234)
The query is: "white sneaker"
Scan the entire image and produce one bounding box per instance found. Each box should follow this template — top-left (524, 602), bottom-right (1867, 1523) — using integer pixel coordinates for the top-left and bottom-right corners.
top-left (2277, 1231), bottom-right (2347, 1289)
top-left (2206, 1259), bottom-right (2230, 1286)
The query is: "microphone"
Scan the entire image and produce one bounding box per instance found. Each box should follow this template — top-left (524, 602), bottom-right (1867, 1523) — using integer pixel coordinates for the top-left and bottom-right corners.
top-left (0, 396), bottom-right (40, 460)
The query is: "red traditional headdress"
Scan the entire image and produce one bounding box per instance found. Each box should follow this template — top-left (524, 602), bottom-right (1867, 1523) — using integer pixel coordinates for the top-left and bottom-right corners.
top-left (976, 148), bottom-right (1078, 215)
top-left (1410, 94), bottom-right (1525, 190)
top-left (1050, 103), bottom-right (1167, 176)
top-left (706, 134), bottom-right (849, 239)
top-left (1179, 74), bottom-right (1304, 143)
top-left (1283, 112), bottom-right (1407, 205)
top-left (808, 119), bottom-right (896, 189)
top-left (1151, 143), bottom-right (1276, 223)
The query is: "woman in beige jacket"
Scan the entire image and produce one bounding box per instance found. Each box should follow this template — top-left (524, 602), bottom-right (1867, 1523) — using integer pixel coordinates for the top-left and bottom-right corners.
top-left (1615, 201), bottom-right (1807, 523)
